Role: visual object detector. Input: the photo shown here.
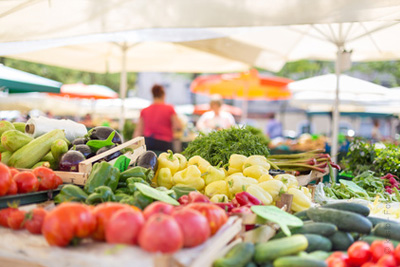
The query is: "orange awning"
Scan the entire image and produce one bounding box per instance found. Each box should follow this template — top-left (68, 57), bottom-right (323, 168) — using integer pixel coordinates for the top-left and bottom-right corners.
top-left (48, 83), bottom-right (118, 99)
top-left (191, 69), bottom-right (292, 101)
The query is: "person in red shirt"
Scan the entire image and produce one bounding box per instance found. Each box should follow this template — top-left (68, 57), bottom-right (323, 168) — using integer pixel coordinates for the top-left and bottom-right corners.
top-left (133, 84), bottom-right (182, 152)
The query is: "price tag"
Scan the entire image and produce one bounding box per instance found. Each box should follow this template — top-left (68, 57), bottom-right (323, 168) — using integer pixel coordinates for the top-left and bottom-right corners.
top-left (251, 205), bottom-right (303, 236)
top-left (113, 155), bottom-right (131, 172)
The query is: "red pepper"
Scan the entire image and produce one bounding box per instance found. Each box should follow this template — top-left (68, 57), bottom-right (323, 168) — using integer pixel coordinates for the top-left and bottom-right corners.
top-left (178, 195), bottom-right (189, 205)
top-left (229, 206), bottom-right (252, 215)
top-left (234, 192), bottom-right (262, 206)
top-left (330, 163), bottom-right (341, 171)
top-left (187, 191), bottom-right (210, 203)
top-left (213, 203), bottom-right (234, 213)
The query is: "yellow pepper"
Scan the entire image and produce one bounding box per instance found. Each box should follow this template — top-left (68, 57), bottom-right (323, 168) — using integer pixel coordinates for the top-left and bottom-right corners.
top-left (258, 174), bottom-right (274, 183)
top-left (173, 165), bottom-right (205, 190)
top-left (205, 180), bottom-right (229, 198)
top-left (258, 180), bottom-right (287, 201)
top-left (174, 153), bottom-right (187, 171)
top-left (203, 162), bottom-right (226, 185)
top-left (228, 154), bottom-right (247, 175)
top-left (288, 187), bottom-right (312, 212)
top-left (156, 168), bottom-right (174, 189)
top-left (188, 156), bottom-right (211, 174)
top-left (246, 184), bottom-right (273, 205)
top-left (210, 194), bottom-right (229, 203)
top-left (243, 165), bottom-right (269, 180)
top-left (158, 150), bottom-right (180, 175)
top-left (243, 155), bottom-right (270, 170)
top-left (274, 174), bottom-right (298, 188)
top-left (225, 173), bottom-right (258, 195)
top-left (301, 186), bottom-right (312, 199)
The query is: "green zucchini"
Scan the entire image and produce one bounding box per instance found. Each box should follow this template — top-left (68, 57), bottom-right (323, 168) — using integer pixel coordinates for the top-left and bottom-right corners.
top-left (273, 256), bottom-right (328, 267)
top-left (306, 208), bottom-right (372, 234)
top-left (254, 235), bottom-right (308, 264)
top-left (329, 231), bottom-right (354, 251)
top-left (31, 161), bottom-right (50, 169)
top-left (367, 216), bottom-right (400, 227)
top-left (0, 121), bottom-right (15, 137)
top-left (0, 144), bottom-right (7, 153)
top-left (12, 122), bottom-right (26, 133)
top-left (213, 242), bottom-right (255, 267)
top-left (322, 202), bottom-right (370, 217)
top-left (359, 235), bottom-right (400, 247)
top-left (1, 151), bottom-right (12, 165)
top-left (304, 234), bottom-right (332, 252)
top-left (51, 138), bottom-right (69, 164)
top-left (372, 222), bottom-right (400, 241)
top-left (294, 210), bottom-right (310, 221)
top-left (1, 130), bottom-right (33, 152)
top-left (8, 129), bottom-right (65, 168)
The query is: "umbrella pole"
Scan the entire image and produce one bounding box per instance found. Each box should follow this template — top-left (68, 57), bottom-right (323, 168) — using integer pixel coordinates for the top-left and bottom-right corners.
top-left (119, 43), bottom-right (128, 132)
top-left (331, 49), bottom-right (341, 173)
top-left (241, 80), bottom-right (250, 124)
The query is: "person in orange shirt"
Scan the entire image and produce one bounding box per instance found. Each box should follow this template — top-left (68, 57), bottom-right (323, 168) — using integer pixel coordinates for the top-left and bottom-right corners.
top-left (134, 84), bottom-right (182, 152)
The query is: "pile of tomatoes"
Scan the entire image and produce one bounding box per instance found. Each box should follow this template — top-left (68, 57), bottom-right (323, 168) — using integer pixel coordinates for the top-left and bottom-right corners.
top-left (0, 200), bottom-right (228, 253)
top-left (0, 163), bottom-right (62, 196)
top-left (326, 240), bottom-right (400, 267)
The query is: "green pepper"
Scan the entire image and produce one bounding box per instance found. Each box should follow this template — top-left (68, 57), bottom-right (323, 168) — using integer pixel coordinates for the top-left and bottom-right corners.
top-left (119, 196), bottom-right (137, 205)
top-left (115, 193), bottom-right (132, 202)
top-left (84, 162), bottom-right (120, 194)
top-left (127, 177), bottom-right (149, 194)
top-left (132, 191), bottom-right (153, 210)
top-left (120, 166), bottom-right (154, 184)
top-left (115, 187), bottom-right (131, 195)
top-left (54, 184), bottom-right (88, 204)
top-left (156, 186), bottom-right (177, 199)
top-left (171, 186), bottom-right (197, 199)
top-left (86, 186), bottom-right (116, 205)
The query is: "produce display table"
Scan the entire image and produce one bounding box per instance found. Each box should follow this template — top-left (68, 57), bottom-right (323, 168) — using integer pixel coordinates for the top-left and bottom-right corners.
top-left (0, 215), bottom-right (242, 267)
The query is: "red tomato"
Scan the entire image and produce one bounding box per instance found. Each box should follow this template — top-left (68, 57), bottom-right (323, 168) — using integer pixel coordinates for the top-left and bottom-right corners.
top-left (143, 201), bottom-right (174, 220)
top-left (33, 167), bottom-right (57, 191)
top-left (377, 254), bottom-right (397, 267)
top-left (92, 202), bottom-right (133, 241)
top-left (348, 241), bottom-right (372, 266)
top-left (0, 207), bottom-right (18, 227)
top-left (105, 208), bottom-right (144, 245)
top-left (394, 244), bottom-right (400, 264)
top-left (25, 208), bottom-right (48, 234)
top-left (54, 175), bottom-right (63, 188)
top-left (138, 213), bottom-right (183, 253)
top-left (185, 203), bottom-right (228, 235)
top-left (7, 209), bottom-right (26, 230)
top-left (187, 191), bottom-right (210, 203)
top-left (14, 171), bottom-right (39, 193)
top-left (326, 253), bottom-right (350, 267)
top-left (9, 168), bottom-right (19, 178)
top-left (361, 262), bottom-right (378, 267)
top-left (7, 179), bottom-right (17, 195)
top-left (42, 203), bottom-right (96, 247)
top-left (0, 162), bottom-right (12, 196)
top-left (172, 208), bottom-right (210, 247)
top-left (371, 240), bottom-right (394, 262)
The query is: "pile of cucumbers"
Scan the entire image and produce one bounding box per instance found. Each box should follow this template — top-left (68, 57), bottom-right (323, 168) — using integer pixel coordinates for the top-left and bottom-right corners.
top-left (214, 202), bottom-right (400, 267)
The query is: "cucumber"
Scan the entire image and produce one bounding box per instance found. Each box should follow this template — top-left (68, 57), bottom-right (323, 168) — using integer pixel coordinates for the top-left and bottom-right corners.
top-left (244, 263), bottom-right (257, 267)
top-left (372, 222), bottom-right (400, 241)
top-left (306, 208), bottom-right (372, 234)
top-left (1, 130), bottom-right (33, 152)
top-left (304, 234), bottom-right (332, 252)
top-left (294, 210), bottom-right (310, 221)
top-left (213, 242), bottom-right (255, 267)
top-left (273, 222), bottom-right (337, 239)
top-left (12, 122), bottom-right (26, 133)
top-left (322, 202), bottom-right (370, 217)
top-left (359, 235), bottom-right (400, 247)
top-left (51, 139), bottom-right (69, 164)
top-left (0, 121), bottom-right (15, 137)
top-left (367, 216), bottom-right (399, 227)
top-left (273, 256), bottom-right (327, 267)
top-left (254, 235), bottom-right (308, 264)
top-left (1, 151), bottom-right (12, 165)
top-left (329, 231), bottom-right (354, 251)
top-left (8, 129), bottom-right (66, 168)
top-left (307, 251), bottom-right (330, 261)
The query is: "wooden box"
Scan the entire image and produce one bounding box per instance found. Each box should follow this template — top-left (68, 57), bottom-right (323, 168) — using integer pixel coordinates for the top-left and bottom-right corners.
top-left (56, 136), bottom-right (146, 185)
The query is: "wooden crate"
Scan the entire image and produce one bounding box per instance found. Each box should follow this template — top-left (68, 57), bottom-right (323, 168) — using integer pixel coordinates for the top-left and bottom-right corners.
top-left (56, 136), bottom-right (146, 185)
top-left (0, 216), bottom-right (242, 267)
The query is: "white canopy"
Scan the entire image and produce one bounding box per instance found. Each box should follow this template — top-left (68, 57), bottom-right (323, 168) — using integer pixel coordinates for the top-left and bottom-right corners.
top-left (2, 0), bottom-right (400, 43)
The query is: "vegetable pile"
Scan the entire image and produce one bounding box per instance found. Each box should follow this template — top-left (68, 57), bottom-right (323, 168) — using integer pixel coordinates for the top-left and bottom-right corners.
top-left (183, 126), bottom-right (270, 166)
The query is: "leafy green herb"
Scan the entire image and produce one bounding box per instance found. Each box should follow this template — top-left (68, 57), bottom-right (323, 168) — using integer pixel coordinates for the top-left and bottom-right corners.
top-left (183, 126), bottom-right (270, 166)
